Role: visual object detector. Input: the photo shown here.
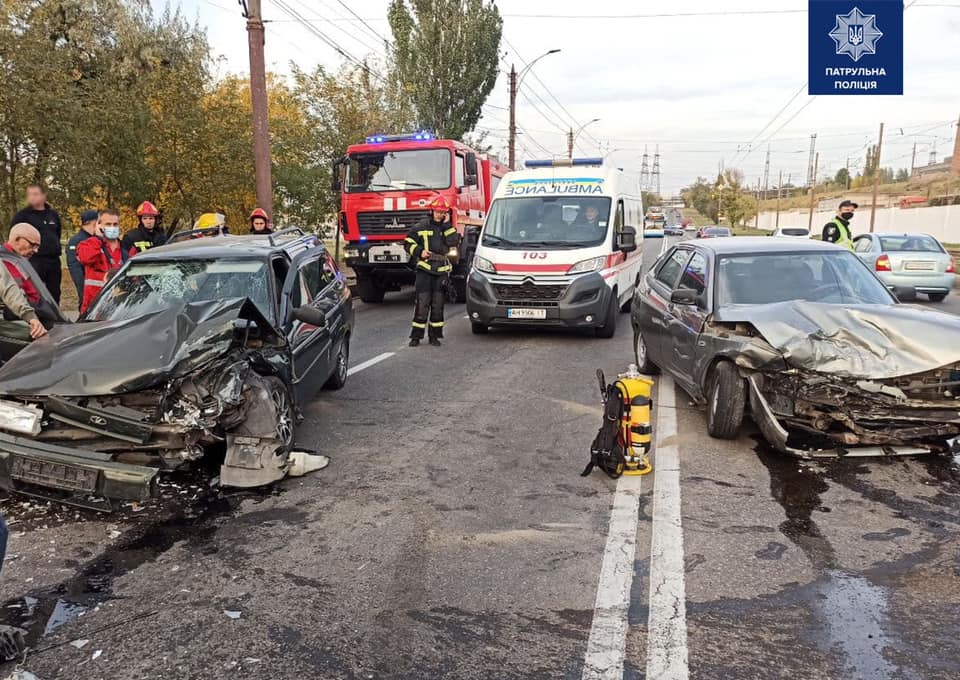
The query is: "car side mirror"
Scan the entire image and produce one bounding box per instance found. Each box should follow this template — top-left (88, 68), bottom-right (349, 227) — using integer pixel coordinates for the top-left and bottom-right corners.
top-left (670, 288), bottom-right (699, 306)
top-left (465, 152), bottom-right (478, 177)
top-left (618, 225), bottom-right (637, 253)
top-left (292, 305), bottom-right (327, 327)
top-left (464, 174), bottom-right (478, 187)
top-left (330, 159), bottom-right (342, 193)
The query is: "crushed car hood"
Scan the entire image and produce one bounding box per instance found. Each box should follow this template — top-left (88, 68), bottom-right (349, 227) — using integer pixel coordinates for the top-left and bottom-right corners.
top-left (0, 298), bottom-right (280, 396)
top-left (714, 301), bottom-right (960, 379)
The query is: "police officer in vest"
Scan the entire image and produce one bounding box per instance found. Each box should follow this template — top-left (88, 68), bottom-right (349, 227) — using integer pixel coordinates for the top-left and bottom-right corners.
top-left (822, 199), bottom-right (857, 249)
top-left (404, 196), bottom-right (459, 347)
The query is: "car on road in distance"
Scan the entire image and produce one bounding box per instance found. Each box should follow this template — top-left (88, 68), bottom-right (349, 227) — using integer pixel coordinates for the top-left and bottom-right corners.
top-left (631, 237), bottom-right (960, 458)
top-left (664, 225), bottom-right (684, 236)
top-left (697, 226), bottom-right (732, 238)
top-left (683, 223), bottom-right (697, 232)
top-left (644, 225), bottom-right (665, 238)
top-left (770, 226), bottom-right (811, 239)
top-left (0, 230), bottom-right (353, 506)
top-left (853, 232), bottom-right (956, 302)
top-left (467, 157), bottom-right (641, 338)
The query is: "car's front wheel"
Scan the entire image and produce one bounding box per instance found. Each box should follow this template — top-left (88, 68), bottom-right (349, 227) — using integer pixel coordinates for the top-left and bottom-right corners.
top-left (633, 326), bottom-right (659, 374)
top-left (324, 336), bottom-right (350, 390)
top-left (705, 361), bottom-right (746, 440)
top-left (595, 291), bottom-right (618, 338)
top-left (266, 376), bottom-right (295, 452)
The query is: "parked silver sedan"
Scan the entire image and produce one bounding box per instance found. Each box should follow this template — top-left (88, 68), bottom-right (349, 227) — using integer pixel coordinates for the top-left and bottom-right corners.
top-left (853, 232), bottom-right (956, 302)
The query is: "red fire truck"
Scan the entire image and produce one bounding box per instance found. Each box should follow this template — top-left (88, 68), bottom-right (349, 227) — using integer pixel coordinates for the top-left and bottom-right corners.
top-left (333, 132), bottom-right (510, 302)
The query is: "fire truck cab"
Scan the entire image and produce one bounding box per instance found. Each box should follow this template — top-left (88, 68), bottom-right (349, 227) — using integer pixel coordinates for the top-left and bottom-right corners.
top-left (334, 132), bottom-right (509, 303)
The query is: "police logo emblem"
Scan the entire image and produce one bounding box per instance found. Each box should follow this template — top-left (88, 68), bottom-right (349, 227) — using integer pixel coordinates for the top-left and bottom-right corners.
top-left (829, 7), bottom-right (883, 62)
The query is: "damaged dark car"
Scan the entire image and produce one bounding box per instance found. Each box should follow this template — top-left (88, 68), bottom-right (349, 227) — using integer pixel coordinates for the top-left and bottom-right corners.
top-left (0, 230), bottom-right (352, 507)
top-left (631, 237), bottom-right (960, 458)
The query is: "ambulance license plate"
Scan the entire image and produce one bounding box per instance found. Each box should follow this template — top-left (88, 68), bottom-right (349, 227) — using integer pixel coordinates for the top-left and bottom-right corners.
top-left (507, 308), bottom-right (547, 320)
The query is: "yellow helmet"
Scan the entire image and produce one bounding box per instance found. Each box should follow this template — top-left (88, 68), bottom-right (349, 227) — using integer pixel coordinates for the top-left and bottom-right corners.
top-left (194, 212), bottom-right (226, 230)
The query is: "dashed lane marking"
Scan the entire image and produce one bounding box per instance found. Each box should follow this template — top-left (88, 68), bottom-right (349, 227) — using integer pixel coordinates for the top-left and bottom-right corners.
top-left (347, 352), bottom-right (395, 376)
top-left (645, 375), bottom-right (689, 679)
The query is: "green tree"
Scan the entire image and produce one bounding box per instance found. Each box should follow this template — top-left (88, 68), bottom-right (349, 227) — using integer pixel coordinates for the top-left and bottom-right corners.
top-left (834, 167), bottom-right (851, 188)
top-left (895, 168), bottom-right (909, 182)
top-left (681, 177), bottom-right (717, 222)
top-left (388, 0), bottom-right (502, 139)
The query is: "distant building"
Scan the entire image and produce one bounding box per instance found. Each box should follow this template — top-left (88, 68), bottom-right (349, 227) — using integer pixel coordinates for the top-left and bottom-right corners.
top-left (913, 156), bottom-right (954, 178)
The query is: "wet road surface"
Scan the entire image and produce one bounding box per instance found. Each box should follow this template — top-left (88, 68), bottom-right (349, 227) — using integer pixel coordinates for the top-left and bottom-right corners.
top-left (1, 235), bottom-right (959, 678)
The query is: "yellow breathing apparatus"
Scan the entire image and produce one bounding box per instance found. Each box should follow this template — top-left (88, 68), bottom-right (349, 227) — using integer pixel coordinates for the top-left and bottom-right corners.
top-left (615, 365), bottom-right (654, 476)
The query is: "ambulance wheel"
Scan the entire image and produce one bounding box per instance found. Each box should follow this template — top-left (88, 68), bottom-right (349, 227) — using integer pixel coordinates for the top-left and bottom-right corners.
top-left (706, 361), bottom-right (746, 440)
top-left (595, 292), bottom-right (618, 338)
top-left (471, 322), bottom-right (489, 335)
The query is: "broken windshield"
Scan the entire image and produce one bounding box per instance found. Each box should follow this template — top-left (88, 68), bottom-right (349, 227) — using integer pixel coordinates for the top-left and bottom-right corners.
top-left (84, 259), bottom-right (275, 324)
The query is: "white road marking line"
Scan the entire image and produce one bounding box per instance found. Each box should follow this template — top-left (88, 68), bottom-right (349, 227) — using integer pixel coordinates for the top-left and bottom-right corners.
top-left (645, 375), bottom-right (689, 679)
top-left (347, 352), bottom-right (395, 376)
top-left (582, 473), bottom-right (644, 679)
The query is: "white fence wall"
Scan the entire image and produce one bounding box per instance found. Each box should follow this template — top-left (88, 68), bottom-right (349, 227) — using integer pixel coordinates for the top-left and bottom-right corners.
top-left (757, 204), bottom-right (960, 242)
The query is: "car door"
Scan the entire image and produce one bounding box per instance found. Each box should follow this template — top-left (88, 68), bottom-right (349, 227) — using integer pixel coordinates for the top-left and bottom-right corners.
top-left (280, 248), bottom-right (336, 404)
top-left (853, 234), bottom-right (876, 267)
top-left (639, 247), bottom-right (691, 368)
top-left (660, 250), bottom-right (710, 395)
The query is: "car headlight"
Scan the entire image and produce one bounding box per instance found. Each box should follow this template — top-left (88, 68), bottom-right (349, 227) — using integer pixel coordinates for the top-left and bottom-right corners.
top-left (0, 399), bottom-right (42, 436)
top-left (567, 256), bottom-right (606, 275)
top-left (473, 255), bottom-right (495, 273)
top-left (344, 248), bottom-right (360, 258)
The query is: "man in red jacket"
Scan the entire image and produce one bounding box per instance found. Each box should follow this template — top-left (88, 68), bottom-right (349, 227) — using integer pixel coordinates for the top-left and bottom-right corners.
top-left (77, 209), bottom-right (129, 313)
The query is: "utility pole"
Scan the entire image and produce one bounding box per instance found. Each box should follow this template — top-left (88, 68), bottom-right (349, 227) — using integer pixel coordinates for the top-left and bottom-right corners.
top-left (775, 169), bottom-right (783, 228)
top-left (763, 144), bottom-right (771, 197)
top-left (806, 134), bottom-right (818, 187)
top-left (807, 152), bottom-right (819, 232)
top-left (508, 65), bottom-right (517, 169)
top-left (845, 157), bottom-right (851, 190)
top-left (567, 129), bottom-right (574, 160)
top-left (652, 145), bottom-right (661, 196)
top-left (910, 142), bottom-right (917, 177)
top-left (640, 146), bottom-right (650, 190)
top-left (754, 178), bottom-right (761, 228)
top-left (245, 0), bottom-right (273, 218)
top-left (869, 122), bottom-right (884, 233)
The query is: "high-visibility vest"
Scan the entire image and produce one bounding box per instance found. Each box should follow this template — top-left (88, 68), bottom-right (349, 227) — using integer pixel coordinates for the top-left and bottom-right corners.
top-left (832, 217), bottom-right (853, 250)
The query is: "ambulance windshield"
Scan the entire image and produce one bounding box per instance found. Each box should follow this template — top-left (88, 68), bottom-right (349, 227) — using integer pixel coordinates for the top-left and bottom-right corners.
top-left (482, 196), bottom-right (612, 248)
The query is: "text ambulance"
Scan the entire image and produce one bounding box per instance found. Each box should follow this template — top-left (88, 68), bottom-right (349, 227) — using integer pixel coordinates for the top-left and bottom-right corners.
top-left (466, 158), bottom-right (643, 338)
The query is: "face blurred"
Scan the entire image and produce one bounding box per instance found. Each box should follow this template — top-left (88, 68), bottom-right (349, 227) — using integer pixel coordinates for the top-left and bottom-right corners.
top-left (141, 215), bottom-right (156, 229)
top-left (585, 207), bottom-right (599, 223)
top-left (432, 209), bottom-right (447, 223)
top-left (252, 217), bottom-right (267, 231)
top-left (26, 186), bottom-right (45, 210)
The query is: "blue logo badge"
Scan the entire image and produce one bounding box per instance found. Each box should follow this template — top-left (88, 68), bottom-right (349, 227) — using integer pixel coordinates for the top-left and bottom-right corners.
top-left (809, 1), bottom-right (903, 95)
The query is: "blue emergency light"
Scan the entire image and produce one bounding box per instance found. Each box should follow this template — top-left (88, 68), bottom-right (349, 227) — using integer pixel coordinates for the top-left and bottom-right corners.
top-left (524, 157), bottom-right (604, 168)
top-left (365, 131), bottom-right (435, 144)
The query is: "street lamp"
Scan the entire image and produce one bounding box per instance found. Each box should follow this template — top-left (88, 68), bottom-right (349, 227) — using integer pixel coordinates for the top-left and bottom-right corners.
top-left (568, 118), bottom-right (600, 159)
top-left (508, 49), bottom-right (560, 169)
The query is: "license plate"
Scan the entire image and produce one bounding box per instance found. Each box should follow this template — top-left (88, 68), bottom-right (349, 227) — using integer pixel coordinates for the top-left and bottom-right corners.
top-left (11, 456), bottom-right (98, 493)
top-left (369, 245), bottom-right (408, 263)
top-left (904, 261), bottom-right (935, 271)
top-left (507, 308), bottom-right (547, 319)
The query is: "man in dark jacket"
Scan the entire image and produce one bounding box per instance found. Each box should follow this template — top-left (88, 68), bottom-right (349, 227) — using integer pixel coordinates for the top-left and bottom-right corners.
top-left (66, 209), bottom-right (99, 306)
top-left (10, 184), bottom-right (63, 303)
top-left (403, 196), bottom-right (459, 347)
top-left (822, 199), bottom-right (857, 249)
top-left (121, 200), bottom-right (166, 255)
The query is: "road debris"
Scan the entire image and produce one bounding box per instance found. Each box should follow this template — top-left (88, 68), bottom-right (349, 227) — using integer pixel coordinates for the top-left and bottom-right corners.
top-left (68, 639), bottom-right (89, 650)
top-left (223, 610), bottom-right (242, 619)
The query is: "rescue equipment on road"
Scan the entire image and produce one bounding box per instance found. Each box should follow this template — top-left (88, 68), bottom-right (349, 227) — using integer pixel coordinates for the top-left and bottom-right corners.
top-left (581, 364), bottom-right (654, 479)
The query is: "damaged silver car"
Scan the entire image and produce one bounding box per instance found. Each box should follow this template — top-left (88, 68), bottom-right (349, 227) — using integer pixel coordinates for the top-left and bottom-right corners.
top-left (0, 230), bottom-right (352, 507)
top-left (631, 237), bottom-right (960, 458)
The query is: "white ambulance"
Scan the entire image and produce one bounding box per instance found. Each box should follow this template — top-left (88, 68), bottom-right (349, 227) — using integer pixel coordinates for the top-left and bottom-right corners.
top-left (466, 158), bottom-right (643, 337)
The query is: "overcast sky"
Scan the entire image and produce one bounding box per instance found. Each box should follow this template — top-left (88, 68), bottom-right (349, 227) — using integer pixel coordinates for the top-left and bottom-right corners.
top-left (154, 0), bottom-right (960, 193)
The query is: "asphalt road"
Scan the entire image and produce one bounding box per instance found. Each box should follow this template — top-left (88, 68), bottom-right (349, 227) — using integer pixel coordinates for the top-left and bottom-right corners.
top-left (1, 235), bottom-right (959, 679)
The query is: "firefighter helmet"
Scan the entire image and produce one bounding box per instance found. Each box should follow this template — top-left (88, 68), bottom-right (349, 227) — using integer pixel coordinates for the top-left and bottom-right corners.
top-left (136, 201), bottom-right (159, 217)
top-left (428, 195), bottom-right (451, 211)
top-left (249, 207), bottom-right (270, 223)
top-left (194, 212), bottom-right (226, 230)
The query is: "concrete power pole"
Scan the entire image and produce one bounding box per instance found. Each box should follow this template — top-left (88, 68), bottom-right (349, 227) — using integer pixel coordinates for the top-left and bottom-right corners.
top-left (508, 65), bottom-right (517, 169)
top-left (807, 152), bottom-right (819, 232)
top-left (245, 0), bottom-right (273, 218)
top-left (806, 134), bottom-right (818, 187)
top-left (567, 129), bottom-right (574, 160)
top-left (869, 122), bottom-right (884, 233)
top-left (762, 145), bottom-right (771, 197)
top-left (910, 142), bottom-right (917, 177)
top-left (775, 169), bottom-right (783, 228)
top-left (952, 111), bottom-right (960, 175)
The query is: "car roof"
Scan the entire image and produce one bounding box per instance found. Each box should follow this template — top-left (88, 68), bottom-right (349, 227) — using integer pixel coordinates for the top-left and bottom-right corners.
top-left (681, 236), bottom-right (846, 255)
top-left (868, 232), bottom-right (938, 238)
top-left (133, 233), bottom-right (322, 261)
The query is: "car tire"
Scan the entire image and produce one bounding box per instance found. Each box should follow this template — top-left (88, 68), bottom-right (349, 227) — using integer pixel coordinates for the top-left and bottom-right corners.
top-left (928, 292), bottom-right (948, 303)
top-left (633, 326), bottom-right (659, 374)
top-left (595, 291), bottom-right (618, 338)
top-left (265, 376), bottom-right (295, 452)
top-left (471, 321), bottom-right (489, 335)
top-left (706, 361), bottom-right (746, 440)
top-left (324, 336), bottom-right (350, 390)
top-left (357, 277), bottom-right (385, 304)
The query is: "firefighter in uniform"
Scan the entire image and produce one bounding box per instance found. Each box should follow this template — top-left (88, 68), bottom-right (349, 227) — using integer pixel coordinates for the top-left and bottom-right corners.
top-left (249, 207), bottom-right (272, 235)
top-left (822, 199), bottom-right (857, 250)
top-left (404, 196), bottom-right (459, 347)
top-left (122, 201), bottom-right (167, 255)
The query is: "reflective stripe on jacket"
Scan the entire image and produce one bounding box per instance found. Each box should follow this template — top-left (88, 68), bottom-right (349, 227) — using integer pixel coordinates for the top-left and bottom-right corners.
top-left (403, 218), bottom-right (459, 275)
top-left (831, 217), bottom-right (854, 250)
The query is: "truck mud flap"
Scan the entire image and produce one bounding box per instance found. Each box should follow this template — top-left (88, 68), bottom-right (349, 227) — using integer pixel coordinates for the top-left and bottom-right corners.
top-left (46, 396), bottom-right (154, 444)
top-left (0, 432), bottom-right (157, 506)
